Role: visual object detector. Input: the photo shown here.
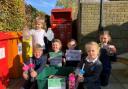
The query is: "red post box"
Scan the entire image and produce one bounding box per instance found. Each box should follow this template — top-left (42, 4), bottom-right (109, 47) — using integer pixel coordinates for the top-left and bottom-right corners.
top-left (51, 8), bottom-right (72, 49)
top-left (0, 32), bottom-right (10, 89)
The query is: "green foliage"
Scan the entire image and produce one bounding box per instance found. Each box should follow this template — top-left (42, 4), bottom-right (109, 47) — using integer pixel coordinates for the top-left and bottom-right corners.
top-left (56, 0), bottom-right (78, 19)
top-left (56, 0), bottom-right (77, 8)
top-left (0, 0), bottom-right (26, 31)
top-left (25, 4), bottom-right (46, 28)
top-left (0, 0), bottom-right (48, 31)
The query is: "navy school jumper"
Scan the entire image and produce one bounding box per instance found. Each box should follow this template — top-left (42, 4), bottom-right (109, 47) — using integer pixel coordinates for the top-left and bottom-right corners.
top-left (99, 46), bottom-right (117, 86)
top-left (77, 57), bottom-right (102, 89)
top-left (22, 55), bottom-right (47, 89)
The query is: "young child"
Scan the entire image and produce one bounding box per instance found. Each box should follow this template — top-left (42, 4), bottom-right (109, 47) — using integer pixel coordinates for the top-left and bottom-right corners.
top-left (65, 39), bottom-right (81, 67)
top-left (21, 44), bottom-right (47, 89)
top-left (99, 31), bottom-right (117, 86)
top-left (47, 39), bottom-right (66, 67)
top-left (22, 26), bottom-right (33, 61)
top-left (67, 39), bottom-right (77, 50)
top-left (76, 41), bottom-right (102, 89)
top-left (30, 17), bottom-right (54, 52)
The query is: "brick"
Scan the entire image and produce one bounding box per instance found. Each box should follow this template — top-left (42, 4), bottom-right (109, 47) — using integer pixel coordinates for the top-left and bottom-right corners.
top-left (79, 1), bottom-right (128, 54)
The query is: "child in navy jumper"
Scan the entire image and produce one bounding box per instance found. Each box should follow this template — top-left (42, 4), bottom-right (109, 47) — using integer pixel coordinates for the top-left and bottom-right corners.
top-left (21, 44), bottom-right (47, 89)
top-left (76, 41), bottom-right (102, 89)
top-left (99, 31), bottom-right (117, 86)
top-left (65, 39), bottom-right (81, 67)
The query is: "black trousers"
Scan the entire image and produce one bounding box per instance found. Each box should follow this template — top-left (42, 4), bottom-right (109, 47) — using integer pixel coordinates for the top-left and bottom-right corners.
top-left (100, 71), bottom-right (111, 86)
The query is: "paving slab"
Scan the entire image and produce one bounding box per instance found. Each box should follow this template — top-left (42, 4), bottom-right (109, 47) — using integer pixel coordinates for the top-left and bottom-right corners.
top-left (101, 83), bottom-right (125, 89)
top-left (122, 84), bottom-right (128, 89)
top-left (112, 62), bottom-right (128, 70)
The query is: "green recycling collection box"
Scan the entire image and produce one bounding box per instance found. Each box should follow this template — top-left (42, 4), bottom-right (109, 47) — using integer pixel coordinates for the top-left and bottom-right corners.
top-left (37, 66), bottom-right (74, 89)
top-left (48, 77), bottom-right (66, 89)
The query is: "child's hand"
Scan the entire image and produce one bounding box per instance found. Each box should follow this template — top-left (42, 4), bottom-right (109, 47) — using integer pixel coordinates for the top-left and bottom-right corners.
top-left (109, 45), bottom-right (116, 53)
top-left (23, 72), bottom-right (29, 80)
top-left (48, 28), bottom-right (51, 30)
top-left (45, 64), bottom-right (49, 67)
top-left (69, 73), bottom-right (74, 76)
top-left (30, 70), bottom-right (37, 78)
top-left (62, 58), bottom-right (66, 64)
top-left (77, 74), bottom-right (84, 82)
top-left (48, 75), bottom-right (54, 78)
top-left (47, 58), bottom-right (50, 63)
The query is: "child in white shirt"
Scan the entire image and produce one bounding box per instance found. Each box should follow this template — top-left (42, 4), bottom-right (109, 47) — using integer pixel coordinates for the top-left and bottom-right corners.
top-left (30, 17), bottom-right (54, 50)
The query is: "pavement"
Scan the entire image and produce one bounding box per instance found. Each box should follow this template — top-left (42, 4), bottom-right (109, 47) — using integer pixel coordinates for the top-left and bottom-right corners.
top-left (102, 62), bottom-right (128, 89)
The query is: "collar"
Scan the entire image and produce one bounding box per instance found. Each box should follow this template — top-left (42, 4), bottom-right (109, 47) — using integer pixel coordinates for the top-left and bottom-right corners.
top-left (35, 29), bottom-right (44, 31)
top-left (86, 56), bottom-right (98, 63)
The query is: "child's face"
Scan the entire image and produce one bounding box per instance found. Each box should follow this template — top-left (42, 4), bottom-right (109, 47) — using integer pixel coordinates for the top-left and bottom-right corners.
top-left (67, 41), bottom-right (76, 50)
top-left (86, 45), bottom-right (99, 60)
top-left (34, 49), bottom-right (43, 59)
top-left (100, 34), bottom-right (110, 44)
top-left (52, 42), bottom-right (61, 52)
top-left (35, 22), bottom-right (43, 30)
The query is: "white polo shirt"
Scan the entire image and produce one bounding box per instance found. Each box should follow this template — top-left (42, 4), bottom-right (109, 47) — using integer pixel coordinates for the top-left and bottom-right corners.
top-left (30, 29), bottom-right (46, 49)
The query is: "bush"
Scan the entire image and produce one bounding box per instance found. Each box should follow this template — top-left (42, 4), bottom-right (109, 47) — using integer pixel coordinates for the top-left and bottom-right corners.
top-left (0, 0), bottom-right (26, 31)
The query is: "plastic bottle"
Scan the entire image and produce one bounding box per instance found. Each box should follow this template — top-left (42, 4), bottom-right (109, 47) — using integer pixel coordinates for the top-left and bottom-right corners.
top-left (69, 73), bottom-right (75, 89)
top-left (79, 63), bottom-right (85, 82)
top-left (22, 63), bottom-right (29, 74)
top-left (29, 58), bottom-right (35, 82)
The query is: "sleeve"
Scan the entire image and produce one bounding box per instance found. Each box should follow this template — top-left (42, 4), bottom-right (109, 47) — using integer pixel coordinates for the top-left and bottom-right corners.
top-left (109, 44), bottom-right (117, 62)
top-left (62, 52), bottom-right (66, 66)
top-left (109, 53), bottom-right (117, 62)
top-left (47, 53), bottom-right (50, 64)
top-left (77, 57), bottom-right (85, 68)
top-left (24, 58), bottom-right (31, 65)
top-left (84, 63), bottom-right (102, 83)
top-left (44, 30), bottom-right (47, 37)
top-left (62, 52), bottom-right (66, 59)
top-left (23, 57), bottom-right (33, 72)
top-left (74, 58), bottom-right (85, 75)
top-left (29, 29), bottom-right (34, 35)
top-left (74, 63), bottom-right (82, 75)
top-left (36, 56), bottom-right (47, 74)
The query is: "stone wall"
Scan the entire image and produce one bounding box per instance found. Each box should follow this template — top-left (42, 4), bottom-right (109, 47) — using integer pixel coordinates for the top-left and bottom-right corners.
top-left (78, 1), bottom-right (128, 53)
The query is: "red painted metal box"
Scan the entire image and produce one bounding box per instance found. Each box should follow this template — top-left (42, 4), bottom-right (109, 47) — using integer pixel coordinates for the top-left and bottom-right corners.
top-left (0, 32), bottom-right (10, 89)
top-left (51, 8), bottom-right (72, 48)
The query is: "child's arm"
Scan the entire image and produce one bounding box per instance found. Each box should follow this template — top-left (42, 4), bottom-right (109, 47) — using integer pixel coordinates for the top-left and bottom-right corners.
top-left (30, 69), bottom-right (37, 78)
top-left (46, 53), bottom-right (50, 65)
top-left (29, 29), bottom-right (35, 35)
top-left (62, 52), bottom-right (66, 66)
top-left (23, 72), bottom-right (29, 80)
top-left (35, 56), bottom-right (47, 74)
top-left (30, 56), bottom-right (47, 78)
top-left (109, 53), bottom-right (117, 62)
top-left (109, 45), bottom-right (117, 62)
top-left (22, 58), bottom-right (31, 79)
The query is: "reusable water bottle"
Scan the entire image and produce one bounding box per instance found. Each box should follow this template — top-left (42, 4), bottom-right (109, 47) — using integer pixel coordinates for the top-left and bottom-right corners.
top-left (69, 73), bottom-right (75, 89)
top-left (29, 58), bottom-right (35, 82)
top-left (79, 63), bottom-right (85, 82)
top-left (22, 63), bottom-right (29, 74)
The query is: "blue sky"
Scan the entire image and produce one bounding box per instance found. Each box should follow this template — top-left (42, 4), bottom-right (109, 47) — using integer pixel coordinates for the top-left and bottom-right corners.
top-left (25, 0), bottom-right (58, 15)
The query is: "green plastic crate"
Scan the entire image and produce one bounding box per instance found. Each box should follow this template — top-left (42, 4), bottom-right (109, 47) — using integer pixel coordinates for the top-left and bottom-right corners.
top-left (37, 66), bottom-right (75, 89)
